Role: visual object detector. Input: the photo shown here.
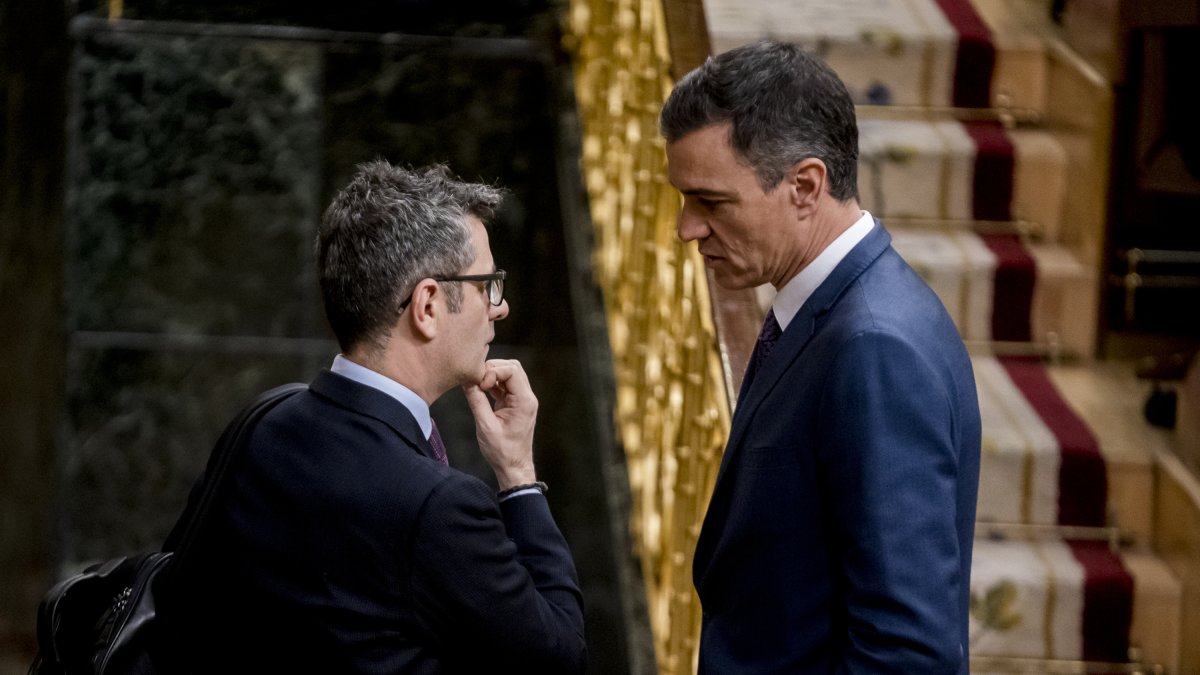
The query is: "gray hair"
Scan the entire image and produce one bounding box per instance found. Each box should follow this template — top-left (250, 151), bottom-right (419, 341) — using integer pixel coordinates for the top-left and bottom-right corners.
top-left (316, 160), bottom-right (504, 353)
top-left (660, 40), bottom-right (859, 201)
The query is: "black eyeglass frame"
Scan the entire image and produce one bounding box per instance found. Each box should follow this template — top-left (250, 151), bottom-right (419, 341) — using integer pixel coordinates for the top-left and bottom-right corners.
top-left (399, 269), bottom-right (506, 310)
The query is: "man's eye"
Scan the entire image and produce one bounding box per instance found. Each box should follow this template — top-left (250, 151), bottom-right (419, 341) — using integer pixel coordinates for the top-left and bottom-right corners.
top-left (697, 197), bottom-right (718, 210)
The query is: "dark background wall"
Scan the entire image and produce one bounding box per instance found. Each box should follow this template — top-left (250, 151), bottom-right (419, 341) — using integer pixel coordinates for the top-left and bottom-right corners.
top-left (0, 0), bottom-right (67, 669)
top-left (0, 1), bottom-right (645, 671)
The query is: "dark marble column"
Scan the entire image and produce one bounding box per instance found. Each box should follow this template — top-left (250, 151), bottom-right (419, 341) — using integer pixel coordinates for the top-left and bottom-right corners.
top-left (62, 21), bottom-right (329, 563)
top-left (0, 1), bottom-right (68, 668)
top-left (37, 7), bottom-right (645, 673)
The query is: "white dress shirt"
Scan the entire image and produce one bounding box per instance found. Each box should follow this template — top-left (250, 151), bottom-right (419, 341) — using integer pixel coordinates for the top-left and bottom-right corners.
top-left (772, 211), bottom-right (876, 331)
top-left (331, 354), bottom-right (432, 440)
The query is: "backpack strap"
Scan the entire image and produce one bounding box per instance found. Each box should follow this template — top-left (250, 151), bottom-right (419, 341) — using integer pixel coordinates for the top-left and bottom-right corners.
top-left (161, 383), bottom-right (307, 574)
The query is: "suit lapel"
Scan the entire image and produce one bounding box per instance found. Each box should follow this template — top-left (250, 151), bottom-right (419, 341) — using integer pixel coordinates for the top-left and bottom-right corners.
top-left (695, 222), bottom-right (894, 580)
top-left (309, 370), bottom-right (437, 461)
top-left (718, 223), bottom-right (892, 481)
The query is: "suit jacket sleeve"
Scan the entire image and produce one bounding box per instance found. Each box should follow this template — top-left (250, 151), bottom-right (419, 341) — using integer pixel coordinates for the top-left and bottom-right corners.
top-left (818, 330), bottom-right (966, 674)
top-left (409, 473), bottom-right (586, 673)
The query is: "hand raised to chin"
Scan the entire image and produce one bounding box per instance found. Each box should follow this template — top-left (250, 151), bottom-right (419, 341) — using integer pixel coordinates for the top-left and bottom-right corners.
top-left (463, 359), bottom-right (538, 490)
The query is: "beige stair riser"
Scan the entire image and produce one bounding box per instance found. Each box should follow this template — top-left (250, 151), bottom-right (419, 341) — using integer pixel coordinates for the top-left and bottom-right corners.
top-left (1123, 551), bottom-right (1182, 675)
top-left (970, 538), bottom-right (1096, 661)
top-left (973, 356), bottom-right (1063, 526)
top-left (969, 545), bottom-right (1179, 670)
top-left (1155, 452), bottom-right (1200, 675)
top-left (891, 229), bottom-right (1094, 358)
top-left (859, 120), bottom-right (1067, 239)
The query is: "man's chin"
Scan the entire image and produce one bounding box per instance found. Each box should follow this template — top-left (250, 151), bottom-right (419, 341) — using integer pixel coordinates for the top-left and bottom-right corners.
top-left (711, 268), bottom-right (755, 291)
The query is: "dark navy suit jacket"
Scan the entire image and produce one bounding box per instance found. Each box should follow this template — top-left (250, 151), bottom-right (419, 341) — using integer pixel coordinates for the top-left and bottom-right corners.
top-left (163, 370), bottom-right (586, 674)
top-left (694, 223), bottom-right (981, 673)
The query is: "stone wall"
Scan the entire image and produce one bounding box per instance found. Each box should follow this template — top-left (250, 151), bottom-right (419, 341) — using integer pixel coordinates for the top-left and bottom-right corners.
top-left (1, 3), bottom-right (641, 671)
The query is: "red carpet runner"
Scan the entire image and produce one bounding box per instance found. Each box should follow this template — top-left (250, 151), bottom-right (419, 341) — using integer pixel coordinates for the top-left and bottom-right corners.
top-left (960, 82), bottom-right (1134, 661)
top-left (964, 120), bottom-right (1038, 343)
top-left (996, 358), bottom-right (1131, 660)
top-left (933, 0), bottom-right (996, 108)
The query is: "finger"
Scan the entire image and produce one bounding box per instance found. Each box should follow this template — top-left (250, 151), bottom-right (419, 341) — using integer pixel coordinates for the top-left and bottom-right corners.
top-left (477, 367), bottom-right (499, 392)
top-left (484, 359), bottom-right (529, 390)
top-left (483, 359), bottom-right (517, 383)
top-left (463, 384), bottom-right (494, 418)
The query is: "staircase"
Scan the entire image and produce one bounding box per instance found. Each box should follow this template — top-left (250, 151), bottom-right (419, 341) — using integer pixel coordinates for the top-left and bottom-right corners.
top-left (699, 0), bottom-right (1184, 672)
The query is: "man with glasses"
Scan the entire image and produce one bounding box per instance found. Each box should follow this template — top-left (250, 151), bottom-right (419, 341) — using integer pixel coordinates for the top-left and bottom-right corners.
top-left (160, 160), bottom-right (586, 673)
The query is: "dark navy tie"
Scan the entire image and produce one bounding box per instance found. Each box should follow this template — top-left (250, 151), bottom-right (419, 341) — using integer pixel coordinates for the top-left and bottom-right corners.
top-left (428, 419), bottom-right (449, 466)
top-left (753, 308), bottom-right (782, 374)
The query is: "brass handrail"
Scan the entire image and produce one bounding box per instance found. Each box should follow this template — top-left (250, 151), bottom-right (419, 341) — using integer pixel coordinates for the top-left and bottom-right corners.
top-left (1109, 247), bottom-right (1200, 323)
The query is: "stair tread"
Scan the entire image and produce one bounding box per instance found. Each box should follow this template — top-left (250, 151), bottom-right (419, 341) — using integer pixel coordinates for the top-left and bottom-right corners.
top-left (1045, 360), bottom-right (1172, 547)
top-left (1046, 361), bottom-right (1173, 465)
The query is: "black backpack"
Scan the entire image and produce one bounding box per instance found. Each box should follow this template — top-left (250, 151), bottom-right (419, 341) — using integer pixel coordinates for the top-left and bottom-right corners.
top-left (29, 383), bottom-right (306, 675)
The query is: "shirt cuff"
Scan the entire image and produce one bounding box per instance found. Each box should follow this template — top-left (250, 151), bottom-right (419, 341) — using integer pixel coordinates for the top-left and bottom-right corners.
top-left (498, 487), bottom-right (544, 502)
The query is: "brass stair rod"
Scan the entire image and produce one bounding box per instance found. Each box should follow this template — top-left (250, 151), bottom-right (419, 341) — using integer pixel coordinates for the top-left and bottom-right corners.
top-left (856, 103), bottom-right (1043, 126)
top-left (965, 339), bottom-right (1066, 361)
top-left (885, 216), bottom-right (1044, 239)
top-left (970, 655), bottom-right (1165, 674)
top-left (975, 522), bottom-right (1124, 551)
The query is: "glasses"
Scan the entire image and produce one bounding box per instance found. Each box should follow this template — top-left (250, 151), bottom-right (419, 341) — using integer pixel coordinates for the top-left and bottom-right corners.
top-left (435, 270), bottom-right (506, 306)
top-left (399, 269), bottom-right (506, 310)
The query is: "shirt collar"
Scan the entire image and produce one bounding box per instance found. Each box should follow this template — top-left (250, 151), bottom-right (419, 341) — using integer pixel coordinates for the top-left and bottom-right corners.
top-left (772, 211), bottom-right (875, 331)
top-left (330, 354), bottom-right (433, 439)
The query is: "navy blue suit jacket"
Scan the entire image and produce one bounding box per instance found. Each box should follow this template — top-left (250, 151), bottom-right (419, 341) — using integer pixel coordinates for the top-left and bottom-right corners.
top-left (163, 371), bottom-right (586, 674)
top-left (693, 223), bottom-right (981, 673)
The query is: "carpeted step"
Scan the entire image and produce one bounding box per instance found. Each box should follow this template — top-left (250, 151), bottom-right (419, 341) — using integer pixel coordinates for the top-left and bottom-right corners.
top-left (859, 118), bottom-right (1067, 240)
top-left (891, 228), bottom-right (1095, 357)
top-left (971, 355), bottom-right (1107, 528)
top-left (972, 355), bottom-right (1165, 543)
top-left (703, 0), bottom-right (1047, 112)
top-left (970, 537), bottom-right (1179, 670)
top-left (1045, 360), bottom-right (1177, 547)
top-left (969, 356), bottom-right (1181, 669)
top-left (970, 537), bottom-right (1131, 663)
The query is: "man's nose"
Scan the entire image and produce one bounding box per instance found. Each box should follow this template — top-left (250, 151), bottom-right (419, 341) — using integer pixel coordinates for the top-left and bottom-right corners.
top-left (489, 299), bottom-right (509, 321)
top-left (677, 208), bottom-right (710, 242)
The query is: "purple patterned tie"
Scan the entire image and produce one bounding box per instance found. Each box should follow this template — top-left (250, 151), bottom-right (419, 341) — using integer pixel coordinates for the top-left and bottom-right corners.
top-left (753, 308), bottom-right (782, 374)
top-left (428, 419), bottom-right (449, 466)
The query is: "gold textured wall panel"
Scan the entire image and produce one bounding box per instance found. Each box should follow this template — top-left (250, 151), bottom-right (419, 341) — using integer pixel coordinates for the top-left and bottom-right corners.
top-left (564, 1), bottom-right (730, 672)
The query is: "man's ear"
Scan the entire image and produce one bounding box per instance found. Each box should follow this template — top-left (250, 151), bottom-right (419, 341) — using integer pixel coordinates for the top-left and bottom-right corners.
top-left (407, 278), bottom-right (441, 340)
top-left (788, 158), bottom-right (827, 216)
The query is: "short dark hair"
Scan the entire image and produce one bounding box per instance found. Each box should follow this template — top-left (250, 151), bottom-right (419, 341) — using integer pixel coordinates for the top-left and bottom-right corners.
top-left (316, 160), bottom-right (503, 353)
top-left (660, 40), bottom-right (859, 201)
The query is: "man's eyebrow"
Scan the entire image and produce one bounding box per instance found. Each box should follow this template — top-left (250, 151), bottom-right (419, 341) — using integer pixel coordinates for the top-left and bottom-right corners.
top-left (680, 187), bottom-right (737, 199)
